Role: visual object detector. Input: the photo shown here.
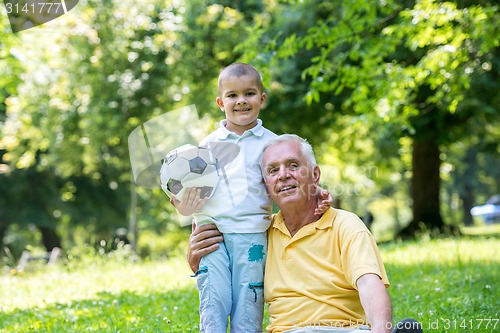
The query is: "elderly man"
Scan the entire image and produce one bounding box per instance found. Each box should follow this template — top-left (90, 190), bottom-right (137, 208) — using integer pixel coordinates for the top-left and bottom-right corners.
top-left (188, 134), bottom-right (422, 333)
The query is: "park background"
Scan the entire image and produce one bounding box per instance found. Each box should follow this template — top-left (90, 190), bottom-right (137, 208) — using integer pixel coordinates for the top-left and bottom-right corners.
top-left (0, 0), bottom-right (499, 332)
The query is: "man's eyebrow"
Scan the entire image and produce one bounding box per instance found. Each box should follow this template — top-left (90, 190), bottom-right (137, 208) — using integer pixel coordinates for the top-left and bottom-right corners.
top-left (284, 157), bottom-right (300, 163)
top-left (265, 157), bottom-right (300, 167)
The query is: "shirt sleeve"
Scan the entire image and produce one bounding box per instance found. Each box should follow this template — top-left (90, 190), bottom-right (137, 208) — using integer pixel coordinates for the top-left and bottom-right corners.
top-left (341, 230), bottom-right (390, 289)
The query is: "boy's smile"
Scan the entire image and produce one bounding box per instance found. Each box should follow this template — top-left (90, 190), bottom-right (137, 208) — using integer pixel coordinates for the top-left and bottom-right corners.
top-left (216, 74), bottom-right (266, 135)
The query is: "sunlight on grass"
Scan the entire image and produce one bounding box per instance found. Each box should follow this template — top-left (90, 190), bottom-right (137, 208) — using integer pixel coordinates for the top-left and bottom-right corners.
top-left (380, 237), bottom-right (500, 266)
top-left (461, 223), bottom-right (500, 237)
top-left (1, 238), bottom-right (499, 333)
top-left (0, 250), bottom-right (201, 332)
top-left (0, 254), bottom-right (194, 312)
top-left (381, 238), bottom-right (499, 333)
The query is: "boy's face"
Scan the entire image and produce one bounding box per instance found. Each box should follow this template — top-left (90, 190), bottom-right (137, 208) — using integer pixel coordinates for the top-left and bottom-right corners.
top-left (216, 74), bottom-right (266, 135)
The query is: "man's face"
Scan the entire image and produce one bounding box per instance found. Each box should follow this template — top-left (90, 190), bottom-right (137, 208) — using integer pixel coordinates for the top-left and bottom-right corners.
top-left (262, 141), bottom-right (320, 208)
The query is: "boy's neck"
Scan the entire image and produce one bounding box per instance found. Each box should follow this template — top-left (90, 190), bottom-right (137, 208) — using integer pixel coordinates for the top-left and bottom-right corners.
top-left (224, 120), bottom-right (258, 136)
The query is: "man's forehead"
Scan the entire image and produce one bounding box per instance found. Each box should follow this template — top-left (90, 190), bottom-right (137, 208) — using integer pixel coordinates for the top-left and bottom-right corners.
top-left (263, 142), bottom-right (302, 164)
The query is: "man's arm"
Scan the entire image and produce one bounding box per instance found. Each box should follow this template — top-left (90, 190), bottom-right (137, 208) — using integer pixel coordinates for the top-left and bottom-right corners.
top-left (357, 273), bottom-right (392, 333)
top-left (186, 223), bottom-right (223, 273)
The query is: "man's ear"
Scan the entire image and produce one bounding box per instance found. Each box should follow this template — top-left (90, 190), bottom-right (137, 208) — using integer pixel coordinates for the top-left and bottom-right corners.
top-left (313, 166), bottom-right (321, 185)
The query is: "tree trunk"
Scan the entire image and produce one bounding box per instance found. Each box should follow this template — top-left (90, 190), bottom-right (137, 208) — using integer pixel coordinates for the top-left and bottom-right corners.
top-left (38, 226), bottom-right (62, 252)
top-left (0, 223), bottom-right (7, 253)
top-left (399, 139), bottom-right (445, 237)
top-left (461, 187), bottom-right (475, 226)
top-left (459, 147), bottom-right (478, 226)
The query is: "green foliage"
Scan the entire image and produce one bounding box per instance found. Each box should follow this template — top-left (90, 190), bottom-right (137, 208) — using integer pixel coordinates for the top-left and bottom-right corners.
top-left (251, 0), bottom-right (499, 233)
top-left (1, 0), bottom-right (499, 253)
top-left (1, 0), bottom-right (268, 253)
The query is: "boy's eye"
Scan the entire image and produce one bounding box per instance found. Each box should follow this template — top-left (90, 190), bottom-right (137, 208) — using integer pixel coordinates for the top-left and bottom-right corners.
top-left (246, 92), bottom-right (256, 96)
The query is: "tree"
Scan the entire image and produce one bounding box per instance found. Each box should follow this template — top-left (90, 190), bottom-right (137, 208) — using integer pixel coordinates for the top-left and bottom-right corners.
top-left (1, 11), bottom-right (25, 251)
top-left (243, 0), bottom-right (500, 236)
top-left (0, 0), bottom-right (268, 253)
top-left (0, 0), bottom-right (185, 251)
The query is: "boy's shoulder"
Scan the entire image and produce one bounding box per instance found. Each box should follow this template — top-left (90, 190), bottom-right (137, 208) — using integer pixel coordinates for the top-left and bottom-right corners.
top-left (199, 126), bottom-right (223, 145)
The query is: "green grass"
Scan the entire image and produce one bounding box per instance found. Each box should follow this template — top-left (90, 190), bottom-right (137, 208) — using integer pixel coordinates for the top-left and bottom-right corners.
top-left (1, 237), bottom-right (499, 333)
top-left (0, 250), bottom-right (200, 332)
top-left (382, 237), bottom-right (500, 333)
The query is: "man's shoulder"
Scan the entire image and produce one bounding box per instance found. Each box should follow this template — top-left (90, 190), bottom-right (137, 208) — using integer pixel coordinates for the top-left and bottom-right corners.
top-left (332, 209), bottom-right (367, 232)
top-left (334, 208), bottom-right (360, 220)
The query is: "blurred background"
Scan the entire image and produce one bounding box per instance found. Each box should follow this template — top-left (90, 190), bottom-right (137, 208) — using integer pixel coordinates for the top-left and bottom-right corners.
top-left (1, 0), bottom-right (499, 265)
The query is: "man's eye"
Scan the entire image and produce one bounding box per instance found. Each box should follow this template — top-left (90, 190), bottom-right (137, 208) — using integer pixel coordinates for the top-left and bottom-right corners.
top-left (268, 168), bottom-right (277, 175)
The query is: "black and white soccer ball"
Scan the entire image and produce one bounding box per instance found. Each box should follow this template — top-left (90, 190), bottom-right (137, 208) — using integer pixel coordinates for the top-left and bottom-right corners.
top-left (160, 144), bottom-right (220, 201)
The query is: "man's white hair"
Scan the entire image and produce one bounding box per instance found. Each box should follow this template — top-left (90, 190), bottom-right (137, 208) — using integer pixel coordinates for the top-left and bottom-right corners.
top-left (260, 134), bottom-right (317, 171)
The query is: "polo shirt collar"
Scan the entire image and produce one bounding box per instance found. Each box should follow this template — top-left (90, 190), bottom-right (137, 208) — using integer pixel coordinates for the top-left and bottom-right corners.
top-left (271, 207), bottom-right (337, 237)
top-left (216, 119), bottom-right (265, 139)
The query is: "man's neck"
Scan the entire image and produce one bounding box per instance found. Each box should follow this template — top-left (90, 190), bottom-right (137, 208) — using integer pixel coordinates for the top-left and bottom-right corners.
top-left (281, 200), bottom-right (320, 237)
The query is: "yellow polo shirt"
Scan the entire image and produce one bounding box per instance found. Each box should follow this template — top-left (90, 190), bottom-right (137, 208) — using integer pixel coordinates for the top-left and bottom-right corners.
top-left (264, 208), bottom-right (390, 333)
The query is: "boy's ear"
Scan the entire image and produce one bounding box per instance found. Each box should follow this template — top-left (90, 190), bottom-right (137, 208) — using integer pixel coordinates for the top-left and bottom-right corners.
top-left (216, 97), bottom-right (225, 111)
top-left (260, 92), bottom-right (267, 106)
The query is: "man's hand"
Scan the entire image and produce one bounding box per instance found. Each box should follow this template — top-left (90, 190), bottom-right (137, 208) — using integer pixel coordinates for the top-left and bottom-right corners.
top-left (187, 222), bottom-right (223, 273)
top-left (173, 188), bottom-right (209, 216)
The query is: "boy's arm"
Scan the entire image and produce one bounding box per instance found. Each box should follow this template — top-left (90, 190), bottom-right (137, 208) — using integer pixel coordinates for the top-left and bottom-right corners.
top-left (315, 187), bottom-right (333, 216)
top-left (171, 188), bottom-right (208, 216)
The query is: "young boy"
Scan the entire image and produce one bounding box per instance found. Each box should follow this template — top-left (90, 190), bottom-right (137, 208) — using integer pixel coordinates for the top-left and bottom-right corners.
top-left (171, 63), bottom-right (330, 332)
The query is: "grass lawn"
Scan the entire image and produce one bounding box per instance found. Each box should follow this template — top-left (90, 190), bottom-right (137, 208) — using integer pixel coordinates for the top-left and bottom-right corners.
top-left (1, 236), bottom-right (499, 333)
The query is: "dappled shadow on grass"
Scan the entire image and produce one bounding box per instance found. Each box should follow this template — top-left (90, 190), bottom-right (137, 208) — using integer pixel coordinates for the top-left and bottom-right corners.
top-left (0, 285), bottom-right (201, 333)
top-left (387, 260), bottom-right (499, 333)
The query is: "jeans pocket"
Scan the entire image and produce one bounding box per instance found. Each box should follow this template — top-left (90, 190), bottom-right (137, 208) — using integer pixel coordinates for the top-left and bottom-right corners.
top-left (243, 282), bottom-right (265, 331)
top-left (195, 266), bottom-right (211, 313)
top-left (248, 282), bottom-right (264, 303)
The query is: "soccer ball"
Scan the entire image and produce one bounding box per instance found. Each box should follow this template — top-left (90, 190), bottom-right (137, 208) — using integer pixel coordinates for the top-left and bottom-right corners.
top-left (160, 144), bottom-right (220, 201)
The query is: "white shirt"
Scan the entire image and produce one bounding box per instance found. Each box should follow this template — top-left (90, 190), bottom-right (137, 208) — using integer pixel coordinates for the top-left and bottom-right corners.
top-left (195, 119), bottom-right (277, 233)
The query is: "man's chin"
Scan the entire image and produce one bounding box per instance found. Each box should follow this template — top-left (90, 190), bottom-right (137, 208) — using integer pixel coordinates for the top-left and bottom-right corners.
top-left (273, 191), bottom-right (299, 205)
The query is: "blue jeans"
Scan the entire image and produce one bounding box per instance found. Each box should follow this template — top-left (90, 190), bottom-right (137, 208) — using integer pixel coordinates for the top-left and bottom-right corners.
top-left (193, 232), bottom-right (267, 333)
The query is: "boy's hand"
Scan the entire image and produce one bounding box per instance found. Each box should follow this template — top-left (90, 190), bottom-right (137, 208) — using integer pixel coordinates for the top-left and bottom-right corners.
top-left (173, 188), bottom-right (209, 216)
top-left (315, 187), bottom-right (333, 216)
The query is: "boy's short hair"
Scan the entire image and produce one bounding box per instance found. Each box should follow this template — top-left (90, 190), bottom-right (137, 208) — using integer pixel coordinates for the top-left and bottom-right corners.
top-left (218, 63), bottom-right (264, 96)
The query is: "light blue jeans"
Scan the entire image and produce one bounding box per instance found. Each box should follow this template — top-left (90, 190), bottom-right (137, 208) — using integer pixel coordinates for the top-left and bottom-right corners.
top-left (193, 232), bottom-right (267, 333)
